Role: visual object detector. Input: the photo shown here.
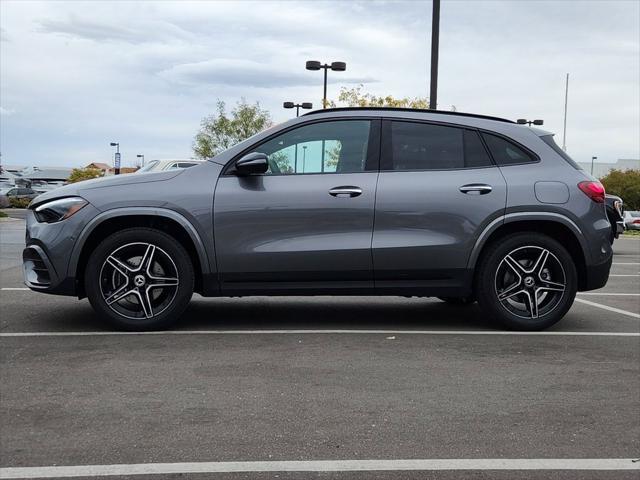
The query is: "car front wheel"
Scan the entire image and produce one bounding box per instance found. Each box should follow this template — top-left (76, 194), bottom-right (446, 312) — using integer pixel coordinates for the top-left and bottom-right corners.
top-left (85, 228), bottom-right (194, 330)
top-left (475, 232), bottom-right (577, 330)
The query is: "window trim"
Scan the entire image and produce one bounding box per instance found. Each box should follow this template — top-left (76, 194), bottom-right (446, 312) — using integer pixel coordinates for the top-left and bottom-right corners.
top-left (221, 117), bottom-right (381, 177)
top-left (478, 129), bottom-right (541, 167)
top-left (380, 118), bottom-right (497, 172)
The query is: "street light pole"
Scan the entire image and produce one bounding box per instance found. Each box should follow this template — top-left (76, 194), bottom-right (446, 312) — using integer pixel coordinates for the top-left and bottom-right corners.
top-left (283, 102), bottom-right (313, 117)
top-left (302, 145), bottom-right (307, 173)
top-left (306, 61), bottom-right (346, 108)
top-left (429, 0), bottom-right (441, 110)
top-left (562, 73), bottom-right (569, 151)
top-left (110, 142), bottom-right (120, 175)
top-left (516, 119), bottom-right (544, 127)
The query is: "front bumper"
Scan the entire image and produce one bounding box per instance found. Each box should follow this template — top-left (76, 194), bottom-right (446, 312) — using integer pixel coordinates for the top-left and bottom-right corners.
top-left (23, 203), bottom-right (100, 296)
top-left (23, 244), bottom-right (77, 295)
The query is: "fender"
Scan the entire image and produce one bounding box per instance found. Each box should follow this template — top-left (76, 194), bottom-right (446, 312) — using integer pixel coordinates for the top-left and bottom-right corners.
top-left (67, 207), bottom-right (213, 280)
top-left (466, 211), bottom-right (590, 269)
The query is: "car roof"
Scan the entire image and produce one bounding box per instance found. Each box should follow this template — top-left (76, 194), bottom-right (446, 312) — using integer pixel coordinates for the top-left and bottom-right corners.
top-left (302, 107), bottom-right (514, 124)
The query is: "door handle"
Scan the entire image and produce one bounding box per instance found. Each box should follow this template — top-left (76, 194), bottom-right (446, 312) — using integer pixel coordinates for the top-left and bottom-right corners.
top-left (329, 186), bottom-right (363, 198)
top-left (459, 184), bottom-right (492, 195)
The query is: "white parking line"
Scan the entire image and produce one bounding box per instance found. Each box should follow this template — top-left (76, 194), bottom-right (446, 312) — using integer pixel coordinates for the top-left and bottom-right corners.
top-left (0, 330), bottom-right (638, 338)
top-left (0, 458), bottom-right (638, 478)
top-left (610, 274), bottom-right (640, 277)
top-left (0, 287), bottom-right (28, 291)
top-left (613, 262), bottom-right (640, 265)
top-left (575, 298), bottom-right (640, 319)
top-left (578, 293), bottom-right (640, 296)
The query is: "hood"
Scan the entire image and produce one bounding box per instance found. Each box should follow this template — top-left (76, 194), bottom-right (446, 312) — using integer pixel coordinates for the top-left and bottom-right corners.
top-left (30, 170), bottom-right (183, 207)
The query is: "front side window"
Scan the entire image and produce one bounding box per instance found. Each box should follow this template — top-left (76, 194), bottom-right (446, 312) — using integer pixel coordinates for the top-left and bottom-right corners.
top-left (249, 120), bottom-right (372, 175)
top-left (386, 121), bottom-right (493, 170)
top-left (482, 133), bottom-right (536, 166)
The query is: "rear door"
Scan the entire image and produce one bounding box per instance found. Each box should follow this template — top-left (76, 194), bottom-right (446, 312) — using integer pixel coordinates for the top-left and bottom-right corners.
top-left (373, 120), bottom-right (507, 292)
top-left (213, 118), bottom-right (380, 294)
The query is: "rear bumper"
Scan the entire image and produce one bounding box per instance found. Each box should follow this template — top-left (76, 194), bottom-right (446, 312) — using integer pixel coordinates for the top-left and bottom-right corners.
top-left (581, 255), bottom-right (613, 291)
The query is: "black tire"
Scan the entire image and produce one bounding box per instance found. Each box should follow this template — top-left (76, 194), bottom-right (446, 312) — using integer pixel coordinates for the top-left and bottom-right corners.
top-left (85, 228), bottom-right (194, 331)
top-left (438, 296), bottom-right (475, 305)
top-left (475, 232), bottom-right (577, 331)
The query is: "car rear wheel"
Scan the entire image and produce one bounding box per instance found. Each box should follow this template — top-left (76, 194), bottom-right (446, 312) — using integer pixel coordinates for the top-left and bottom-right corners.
top-left (475, 232), bottom-right (577, 330)
top-left (85, 228), bottom-right (194, 330)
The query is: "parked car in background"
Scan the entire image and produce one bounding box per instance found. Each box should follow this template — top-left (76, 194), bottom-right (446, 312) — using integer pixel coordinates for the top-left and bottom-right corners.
top-left (136, 159), bottom-right (204, 173)
top-left (604, 194), bottom-right (624, 242)
top-left (1, 186), bottom-right (39, 202)
top-left (23, 108), bottom-right (613, 332)
top-left (624, 211), bottom-right (640, 230)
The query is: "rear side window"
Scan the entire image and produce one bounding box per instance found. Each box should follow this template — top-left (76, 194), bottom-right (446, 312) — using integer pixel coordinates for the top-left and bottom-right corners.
top-left (385, 121), bottom-right (493, 170)
top-left (482, 133), bottom-right (536, 166)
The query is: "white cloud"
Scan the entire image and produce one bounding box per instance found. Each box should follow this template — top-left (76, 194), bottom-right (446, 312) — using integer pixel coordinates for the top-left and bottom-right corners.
top-left (0, 0), bottom-right (638, 166)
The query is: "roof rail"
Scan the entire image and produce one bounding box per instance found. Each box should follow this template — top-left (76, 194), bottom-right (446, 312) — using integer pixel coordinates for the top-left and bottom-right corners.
top-left (302, 107), bottom-right (514, 124)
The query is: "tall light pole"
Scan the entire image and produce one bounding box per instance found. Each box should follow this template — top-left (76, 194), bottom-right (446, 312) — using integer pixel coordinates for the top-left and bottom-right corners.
top-left (109, 142), bottom-right (120, 175)
top-left (305, 61), bottom-right (346, 108)
top-left (136, 154), bottom-right (145, 167)
top-left (283, 102), bottom-right (313, 117)
top-left (591, 156), bottom-right (597, 176)
top-left (429, 0), bottom-right (441, 110)
top-left (302, 145), bottom-right (307, 173)
top-left (562, 73), bottom-right (569, 151)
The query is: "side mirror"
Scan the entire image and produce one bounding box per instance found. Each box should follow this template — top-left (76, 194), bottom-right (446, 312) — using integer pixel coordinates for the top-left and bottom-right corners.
top-left (235, 152), bottom-right (269, 175)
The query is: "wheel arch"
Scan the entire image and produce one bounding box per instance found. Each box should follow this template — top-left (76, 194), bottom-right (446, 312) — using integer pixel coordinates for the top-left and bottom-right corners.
top-left (70, 208), bottom-right (214, 298)
top-left (468, 213), bottom-right (589, 290)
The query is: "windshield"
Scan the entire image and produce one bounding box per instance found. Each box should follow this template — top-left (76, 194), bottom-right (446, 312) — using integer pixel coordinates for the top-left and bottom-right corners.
top-left (137, 160), bottom-right (160, 173)
top-left (629, 211), bottom-right (640, 218)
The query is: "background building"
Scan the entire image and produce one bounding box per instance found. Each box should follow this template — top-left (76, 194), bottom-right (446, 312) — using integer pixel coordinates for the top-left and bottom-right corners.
top-left (577, 158), bottom-right (640, 178)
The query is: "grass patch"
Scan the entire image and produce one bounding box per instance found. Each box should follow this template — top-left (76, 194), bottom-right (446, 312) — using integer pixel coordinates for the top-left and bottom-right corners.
top-left (0, 210), bottom-right (7, 218)
top-left (622, 229), bottom-right (640, 237)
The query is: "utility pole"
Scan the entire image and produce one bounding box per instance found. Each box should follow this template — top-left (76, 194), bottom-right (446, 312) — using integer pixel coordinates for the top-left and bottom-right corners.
top-left (562, 73), bottom-right (569, 151)
top-left (429, 0), bottom-right (440, 110)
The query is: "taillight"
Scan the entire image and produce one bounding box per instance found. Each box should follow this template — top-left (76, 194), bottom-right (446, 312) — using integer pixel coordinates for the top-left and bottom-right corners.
top-left (578, 181), bottom-right (605, 203)
top-left (633, 219), bottom-right (640, 225)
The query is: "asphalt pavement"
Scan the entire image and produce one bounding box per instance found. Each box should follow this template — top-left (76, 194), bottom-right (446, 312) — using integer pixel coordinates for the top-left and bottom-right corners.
top-left (0, 217), bottom-right (638, 479)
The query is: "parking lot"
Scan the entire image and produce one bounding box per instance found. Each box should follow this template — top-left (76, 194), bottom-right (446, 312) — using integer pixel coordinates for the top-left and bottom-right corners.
top-left (0, 214), bottom-right (638, 479)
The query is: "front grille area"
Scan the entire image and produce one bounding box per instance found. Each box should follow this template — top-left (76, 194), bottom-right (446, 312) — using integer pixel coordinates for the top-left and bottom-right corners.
top-left (23, 247), bottom-right (51, 286)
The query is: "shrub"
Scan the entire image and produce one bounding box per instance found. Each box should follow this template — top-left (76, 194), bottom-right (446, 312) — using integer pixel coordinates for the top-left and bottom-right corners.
top-left (68, 167), bottom-right (103, 183)
top-left (601, 169), bottom-right (640, 211)
top-left (9, 197), bottom-right (31, 208)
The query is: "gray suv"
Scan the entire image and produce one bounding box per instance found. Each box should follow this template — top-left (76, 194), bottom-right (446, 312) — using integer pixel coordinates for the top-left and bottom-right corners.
top-left (23, 108), bottom-right (612, 331)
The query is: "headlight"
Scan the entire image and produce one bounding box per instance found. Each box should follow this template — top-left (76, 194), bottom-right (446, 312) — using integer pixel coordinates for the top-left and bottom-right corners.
top-left (33, 197), bottom-right (88, 223)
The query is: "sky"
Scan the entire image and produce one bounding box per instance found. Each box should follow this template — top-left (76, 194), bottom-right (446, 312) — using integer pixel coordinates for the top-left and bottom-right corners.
top-left (0, 0), bottom-right (639, 168)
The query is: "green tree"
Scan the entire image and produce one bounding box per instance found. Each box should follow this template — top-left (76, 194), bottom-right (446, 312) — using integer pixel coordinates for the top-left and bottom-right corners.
top-left (601, 169), bottom-right (640, 210)
top-left (68, 167), bottom-right (103, 183)
top-left (329, 84), bottom-right (431, 109)
top-left (193, 99), bottom-right (273, 159)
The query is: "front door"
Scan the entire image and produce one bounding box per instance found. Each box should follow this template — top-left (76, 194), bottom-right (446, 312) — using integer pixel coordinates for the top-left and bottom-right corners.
top-left (373, 119), bottom-right (507, 293)
top-left (214, 119), bottom-right (380, 294)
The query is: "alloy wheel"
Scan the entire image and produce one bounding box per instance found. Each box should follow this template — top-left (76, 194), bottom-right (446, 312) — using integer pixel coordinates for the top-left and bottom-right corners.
top-left (494, 245), bottom-right (566, 319)
top-left (99, 242), bottom-right (179, 320)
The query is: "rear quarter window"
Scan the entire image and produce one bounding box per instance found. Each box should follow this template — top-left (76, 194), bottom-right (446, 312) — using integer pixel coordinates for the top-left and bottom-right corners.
top-left (540, 135), bottom-right (583, 170)
top-left (482, 133), bottom-right (537, 166)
